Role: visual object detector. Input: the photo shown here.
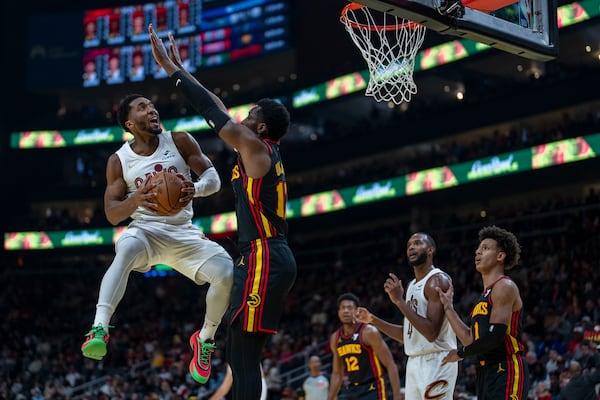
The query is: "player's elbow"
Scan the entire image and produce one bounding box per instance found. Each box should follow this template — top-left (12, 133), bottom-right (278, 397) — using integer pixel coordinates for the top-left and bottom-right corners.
top-left (105, 212), bottom-right (124, 226)
top-left (107, 217), bottom-right (122, 226)
top-left (425, 334), bottom-right (437, 342)
top-left (425, 329), bottom-right (442, 342)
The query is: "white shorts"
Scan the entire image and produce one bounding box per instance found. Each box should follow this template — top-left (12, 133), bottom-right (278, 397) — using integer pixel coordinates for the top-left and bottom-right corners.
top-left (404, 351), bottom-right (458, 400)
top-left (118, 220), bottom-right (232, 283)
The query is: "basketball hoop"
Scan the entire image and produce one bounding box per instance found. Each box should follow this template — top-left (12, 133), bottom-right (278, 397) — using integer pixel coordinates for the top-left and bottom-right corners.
top-left (340, 2), bottom-right (426, 104)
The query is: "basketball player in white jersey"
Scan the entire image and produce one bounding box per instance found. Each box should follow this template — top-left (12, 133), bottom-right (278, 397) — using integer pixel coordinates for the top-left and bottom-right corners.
top-left (356, 232), bottom-right (457, 400)
top-left (81, 94), bottom-right (233, 386)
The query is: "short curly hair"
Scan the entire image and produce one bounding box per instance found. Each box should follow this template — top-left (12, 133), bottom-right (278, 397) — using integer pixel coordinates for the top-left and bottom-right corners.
top-left (256, 98), bottom-right (290, 140)
top-left (117, 94), bottom-right (145, 131)
top-left (336, 292), bottom-right (360, 310)
top-left (478, 225), bottom-right (521, 270)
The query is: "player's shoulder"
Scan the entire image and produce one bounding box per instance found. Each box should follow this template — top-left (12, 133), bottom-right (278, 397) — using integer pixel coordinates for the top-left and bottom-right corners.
top-left (171, 130), bottom-right (203, 151)
top-left (329, 329), bottom-right (340, 341)
top-left (495, 276), bottom-right (519, 290)
top-left (426, 268), bottom-right (451, 288)
top-left (170, 130), bottom-right (192, 141)
top-left (107, 152), bottom-right (123, 168)
top-left (361, 323), bottom-right (383, 339)
top-left (490, 276), bottom-right (521, 301)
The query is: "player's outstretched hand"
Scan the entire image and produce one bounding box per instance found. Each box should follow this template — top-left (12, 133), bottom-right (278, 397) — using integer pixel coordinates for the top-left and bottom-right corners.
top-left (356, 307), bottom-right (374, 324)
top-left (148, 24), bottom-right (178, 76)
top-left (166, 32), bottom-right (184, 68)
top-left (384, 273), bottom-right (404, 304)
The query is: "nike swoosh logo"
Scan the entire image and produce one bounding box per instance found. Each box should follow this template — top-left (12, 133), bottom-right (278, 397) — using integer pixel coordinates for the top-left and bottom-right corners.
top-left (176, 78), bottom-right (181, 86)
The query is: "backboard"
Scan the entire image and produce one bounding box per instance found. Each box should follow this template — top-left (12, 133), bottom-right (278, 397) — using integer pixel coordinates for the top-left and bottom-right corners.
top-left (350, 0), bottom-right (559, 61)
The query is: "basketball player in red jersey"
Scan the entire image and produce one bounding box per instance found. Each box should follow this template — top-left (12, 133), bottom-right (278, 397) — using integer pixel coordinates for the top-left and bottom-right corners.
top-left (149, 25), bottom-right (297, 400)
top-left (328, 293), bottom-right (402, 400)
top-left (437, 225), bottom-right (529, 399)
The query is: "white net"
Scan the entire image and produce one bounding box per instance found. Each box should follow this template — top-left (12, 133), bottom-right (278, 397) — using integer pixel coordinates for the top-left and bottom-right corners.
top-left (340, 3), bottom-right (427, 104)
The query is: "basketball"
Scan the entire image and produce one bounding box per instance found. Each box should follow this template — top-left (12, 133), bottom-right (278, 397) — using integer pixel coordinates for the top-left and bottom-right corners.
top-left (149, 171), bottom-right (184, 215)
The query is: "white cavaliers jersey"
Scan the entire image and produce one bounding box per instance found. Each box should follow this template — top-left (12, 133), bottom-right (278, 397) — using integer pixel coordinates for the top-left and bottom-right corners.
top-left (115, 130), bottom-right (194, 225)
top-left (403, 267), bottom-right (457, 356)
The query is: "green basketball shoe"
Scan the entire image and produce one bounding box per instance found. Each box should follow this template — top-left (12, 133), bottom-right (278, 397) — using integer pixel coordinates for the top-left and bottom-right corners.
top-left (81, 324), bottom-right (111, 360)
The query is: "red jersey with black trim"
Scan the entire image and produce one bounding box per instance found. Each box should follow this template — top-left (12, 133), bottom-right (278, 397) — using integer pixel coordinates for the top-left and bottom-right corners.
top-left (230, 139), bottom-right (288, 244)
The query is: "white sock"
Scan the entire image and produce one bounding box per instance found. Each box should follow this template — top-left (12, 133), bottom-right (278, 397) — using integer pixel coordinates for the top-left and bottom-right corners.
top-left (93, 305), bottom-right (114, 333)
top-left (199, 320), bottom-right (218, 342)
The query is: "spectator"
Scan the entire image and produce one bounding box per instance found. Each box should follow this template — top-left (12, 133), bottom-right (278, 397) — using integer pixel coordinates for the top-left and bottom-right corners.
top-left (559, 359), bottom-right (600, 400)
top-left (532, 381), bottom-right (552, 400)
top-left (544, 349), bottom-right (564, 375)
top-left (265, 357), bottom-right (283, 400)
top-left (576, 341), bottom-right (598, 371)
top-left (536, 330), bottom-right (566, 359)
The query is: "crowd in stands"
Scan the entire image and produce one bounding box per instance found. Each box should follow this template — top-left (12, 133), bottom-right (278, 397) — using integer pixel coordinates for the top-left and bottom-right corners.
top-left (1, 183), bottom-right (599, 399)
top-left (3, 63), bottom-right (600, 400)
top-left (11, 101), bottom-right (600, 234)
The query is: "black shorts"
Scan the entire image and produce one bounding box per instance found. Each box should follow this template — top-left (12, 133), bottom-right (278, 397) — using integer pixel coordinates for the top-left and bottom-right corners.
top-left (476, 355), bottom-right (529, 399)
top-left (229, 239), bottom-right (297, 333)
top-left (343, 379), bottom-right (390, 400)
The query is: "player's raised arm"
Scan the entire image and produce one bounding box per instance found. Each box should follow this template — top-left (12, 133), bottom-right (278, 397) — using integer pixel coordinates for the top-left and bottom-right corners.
top-left (148, 24), bottom-right (271, 178)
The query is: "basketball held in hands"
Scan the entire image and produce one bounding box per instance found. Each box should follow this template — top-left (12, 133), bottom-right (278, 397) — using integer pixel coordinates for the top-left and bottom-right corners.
top-left (149, 172), bottom-right (184, 215)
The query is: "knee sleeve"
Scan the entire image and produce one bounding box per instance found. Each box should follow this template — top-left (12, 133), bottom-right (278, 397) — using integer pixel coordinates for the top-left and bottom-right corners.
top-left (114, 235), bottom-right (149, 272)
top-left (95, 236), bottom-right (149, 325)
top-left (198, 253), bottom-right (233, 325)
top-left (194, 253), bottom-right (233, 287)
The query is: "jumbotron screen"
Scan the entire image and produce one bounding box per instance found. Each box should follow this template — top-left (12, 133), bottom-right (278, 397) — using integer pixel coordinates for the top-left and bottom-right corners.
top-left (25, 0), bottom-right (291, 89)
top-left (82, 0), bottom-right (291, 87)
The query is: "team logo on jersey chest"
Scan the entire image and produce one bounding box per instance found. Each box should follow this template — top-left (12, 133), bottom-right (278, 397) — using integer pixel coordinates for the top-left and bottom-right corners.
top-left (471, 301), bottom-right (489, 316)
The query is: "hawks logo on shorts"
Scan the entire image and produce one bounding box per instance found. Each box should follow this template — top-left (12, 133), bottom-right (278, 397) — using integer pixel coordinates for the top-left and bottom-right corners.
top-left (247, 293), bottom-right (261, 308)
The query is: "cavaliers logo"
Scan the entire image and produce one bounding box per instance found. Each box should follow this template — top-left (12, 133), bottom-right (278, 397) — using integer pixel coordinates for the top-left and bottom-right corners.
top-left (247, 293), bottom-right (261, 308)
top-left (424, 380), bottom-right (449, 399)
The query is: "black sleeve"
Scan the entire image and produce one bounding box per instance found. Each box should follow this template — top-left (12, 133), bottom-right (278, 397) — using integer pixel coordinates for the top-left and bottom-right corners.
top-left (457, 323), bottom-right (507, 358)
top-left (171, 70), bottom-right (232, 133)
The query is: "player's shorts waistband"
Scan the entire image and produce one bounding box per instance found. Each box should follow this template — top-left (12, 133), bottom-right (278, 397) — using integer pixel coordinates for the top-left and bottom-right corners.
top-left (350, 377), bottom-right (380, 387)
top-left (239, 237), bottom-right (288, 251)
top-left (479, 353), bottom-right (525, 367)
top-left (407, 349), bottom-right (452, 357)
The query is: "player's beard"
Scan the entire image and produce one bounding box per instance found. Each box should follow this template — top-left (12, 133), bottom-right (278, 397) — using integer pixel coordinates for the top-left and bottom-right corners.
top-left (408, 252), bottom-right (427, 267)
top-left (149, 126), bottom-right (162, 135)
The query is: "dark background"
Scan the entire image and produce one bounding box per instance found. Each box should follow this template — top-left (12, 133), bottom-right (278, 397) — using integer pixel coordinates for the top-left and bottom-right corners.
top-left (1, 0), bottom-right (600, 249)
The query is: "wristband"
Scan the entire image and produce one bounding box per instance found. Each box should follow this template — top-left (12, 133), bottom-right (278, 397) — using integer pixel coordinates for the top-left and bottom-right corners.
top-left (193, 167), bottom-right (221, 197)
top-left (458, 323), bottom-right (507, 359)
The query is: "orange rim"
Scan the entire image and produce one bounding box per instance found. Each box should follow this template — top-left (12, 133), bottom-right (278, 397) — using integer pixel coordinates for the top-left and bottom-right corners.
top-left (340, 2), bottom-right (421, 31)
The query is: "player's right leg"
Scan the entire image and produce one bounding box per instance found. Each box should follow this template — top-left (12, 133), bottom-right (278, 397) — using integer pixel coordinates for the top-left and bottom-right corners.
top-left (188, 252), bottom-right (233, 383)
top-left (162, 225), bottom-right (234, 384)
top-left (82, 235), bottom-right (148, 360)
top-left (405, 353), bottom-right (457, 400)
top-left (227, 320), bottom-right (269, 400)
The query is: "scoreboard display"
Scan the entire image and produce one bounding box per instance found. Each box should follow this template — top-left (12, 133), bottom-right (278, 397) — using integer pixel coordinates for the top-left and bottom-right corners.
top-left (26, 0), bottom-right (291, 89)
top-left (82, 0), bottom-right (290, 87)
